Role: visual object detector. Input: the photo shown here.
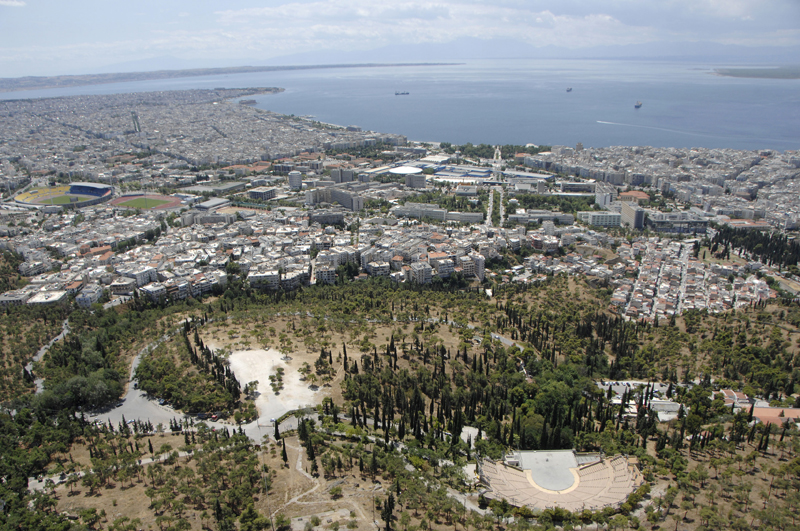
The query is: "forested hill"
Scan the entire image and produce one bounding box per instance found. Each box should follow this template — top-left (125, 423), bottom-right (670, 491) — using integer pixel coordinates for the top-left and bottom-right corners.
top-left (1, 275), bottom-right (799, 530)
top-left (712, 226), bottom-right (800, 271)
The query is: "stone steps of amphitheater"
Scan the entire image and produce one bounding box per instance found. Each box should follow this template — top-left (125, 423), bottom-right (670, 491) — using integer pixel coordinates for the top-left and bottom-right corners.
top-left (483, 456), bottom-right (638, 512)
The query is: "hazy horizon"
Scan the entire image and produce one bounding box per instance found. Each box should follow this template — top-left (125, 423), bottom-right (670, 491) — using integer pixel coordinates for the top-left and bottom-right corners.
top-left (1, 0), bottom-right (799, 78)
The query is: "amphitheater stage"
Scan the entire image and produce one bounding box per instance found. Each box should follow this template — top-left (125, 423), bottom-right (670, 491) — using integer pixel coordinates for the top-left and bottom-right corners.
top-left (480, 450), bottom-right (642, 512)
top-left (513, 450), bottom-right (579, 491)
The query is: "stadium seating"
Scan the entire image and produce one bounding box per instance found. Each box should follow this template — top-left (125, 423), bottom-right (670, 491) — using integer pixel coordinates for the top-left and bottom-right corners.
top-left (480, 453), bottom-right (641, 513)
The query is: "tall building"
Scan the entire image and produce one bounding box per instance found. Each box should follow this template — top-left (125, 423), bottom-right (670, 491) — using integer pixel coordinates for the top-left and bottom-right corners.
top-left (405, 173), bottom-right (426, 189)
top-left (409, 262), bottom-right (432, 284)
top-left (330, 168), bottom-right (353, 183)
top-left (470, 253), bottom-right (485, 281)
top-left (621, 202), bottom-right (645, 229)
top-left (315, 265), bottom-right (337, 285)
top-left (288, 171), bottom-right (303, 190)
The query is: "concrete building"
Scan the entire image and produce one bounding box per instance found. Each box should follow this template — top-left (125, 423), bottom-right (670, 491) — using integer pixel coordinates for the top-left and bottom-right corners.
top-left (471, 253), bottom-right (485, 281)
top-left (621, 202), bottom-right (645, 229)
top-left (75, 284), bottom-right (103, 308)
top-left (310, 210), bottom-right (346, 225)
top-left (19, 261), bottom-right (49, 277)
top-left (140, 282), bottom-right (168, 302)
top-left (249, 187), bottom-right (277, 200)
top-left (288, 171), bottom-right (303, 190)
top-left (196, 198), bottom-right (230, 211)
top-left (27, 290), bottom-right (69, 305)
top-left (367, 261), bottom-right (390, 277)
top-left (315, 264), bottom-right (337, 285)
top-left (409, 261), bottom-right (432, 284)
top-left (645, 211), bottom-right (708, 234)
top-left (577, 211), bottom-right (622, 228)
top-left (405, 173), bottom-right (426, 189)
top-left (248, 270), bottom-right (280, 290)
top-left (306, 187), bottom-right (364, 211)
top-left (392, 203), bottom-right (446, 221)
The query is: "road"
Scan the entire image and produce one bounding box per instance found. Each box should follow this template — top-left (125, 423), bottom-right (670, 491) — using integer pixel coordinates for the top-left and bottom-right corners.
top-left (485, 190), bottom-right (494, 227)
top-left (104, 295), bottom-right (131, 309)
top-left (26, 318), bottom-right (70, 393)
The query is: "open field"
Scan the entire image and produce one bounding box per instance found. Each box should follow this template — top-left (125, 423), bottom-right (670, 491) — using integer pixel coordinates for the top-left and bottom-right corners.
top-left (110, 194), bottom-right (182, 210)
top-left (117, 197), bottom-right (171, 209)
top-left (37, 194), bottom-right (91, 205)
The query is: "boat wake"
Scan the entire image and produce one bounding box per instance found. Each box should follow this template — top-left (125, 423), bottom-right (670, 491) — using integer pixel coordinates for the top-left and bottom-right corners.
top-left (595, 120), bottom-right (790, 145)
top-left (596, 120), bottom-right (712, 138)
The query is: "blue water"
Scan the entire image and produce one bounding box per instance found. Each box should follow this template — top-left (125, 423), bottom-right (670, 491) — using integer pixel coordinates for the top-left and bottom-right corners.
top-left (2, 59), bottom-right (798, 151)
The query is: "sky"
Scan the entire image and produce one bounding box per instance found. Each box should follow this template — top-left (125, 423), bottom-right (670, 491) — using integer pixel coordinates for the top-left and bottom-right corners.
top-left (0, 0), bottom-right (798, 77)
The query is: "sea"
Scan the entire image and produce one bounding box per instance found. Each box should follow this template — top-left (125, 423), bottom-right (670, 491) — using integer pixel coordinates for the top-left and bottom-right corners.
top-left (2, 59), bottom-right (798, 152)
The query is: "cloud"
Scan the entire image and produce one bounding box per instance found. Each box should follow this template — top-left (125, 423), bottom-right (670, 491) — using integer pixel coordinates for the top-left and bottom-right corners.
top-left (0, 0), bottom-right (798, 77)
top-left (213, 1), bottom-right (658, 50)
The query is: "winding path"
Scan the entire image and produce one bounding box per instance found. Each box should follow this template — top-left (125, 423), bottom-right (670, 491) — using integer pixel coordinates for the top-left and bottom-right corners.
top-left (25, 318), bottom-right (70, 394)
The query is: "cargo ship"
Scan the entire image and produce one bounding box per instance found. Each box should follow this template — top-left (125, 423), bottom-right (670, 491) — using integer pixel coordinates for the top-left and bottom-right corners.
top-left (395, 91), bottom-right (409, 96)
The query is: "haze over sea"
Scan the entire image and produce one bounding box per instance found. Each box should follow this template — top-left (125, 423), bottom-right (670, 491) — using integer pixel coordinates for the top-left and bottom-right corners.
top-left (3, 59), bottom-right (798, 151)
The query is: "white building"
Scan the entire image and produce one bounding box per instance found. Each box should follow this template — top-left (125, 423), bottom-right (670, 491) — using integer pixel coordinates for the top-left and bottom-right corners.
top-left (76, 284), bottom-right (103, 308)
top-left (367, 261), bottom-right (390, 277)
top-left (248, 270), bottom-right (280, 290)
top-left (140, 282), bottom-right (167, 302)
top-left (315, 264), bottom-right (337, 285)
top-left (436, 258), bottom-right (455, 278)
top-left (409, 261), bottom-right (432, 284)
top-left (288, 171), bottom-right (303, 190)
top-left (577, 211), bottom-right (622, 228)
top-left (470, 253), bottom-right (485, 281)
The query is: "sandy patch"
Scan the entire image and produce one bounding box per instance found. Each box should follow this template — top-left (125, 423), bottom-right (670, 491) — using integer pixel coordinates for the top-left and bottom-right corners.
top-left (227, 348), bottom-right (325, 421)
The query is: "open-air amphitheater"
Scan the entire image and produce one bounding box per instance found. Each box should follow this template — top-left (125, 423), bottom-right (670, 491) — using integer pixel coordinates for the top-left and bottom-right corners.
top-left (479, 450), bottom-right (643, 512)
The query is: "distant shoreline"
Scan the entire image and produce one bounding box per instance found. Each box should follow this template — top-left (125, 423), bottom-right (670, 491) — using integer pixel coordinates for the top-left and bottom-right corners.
top-left (714, 65), bottom-right (800, 79)
top-left (0, 62), bottom-right (463, 93)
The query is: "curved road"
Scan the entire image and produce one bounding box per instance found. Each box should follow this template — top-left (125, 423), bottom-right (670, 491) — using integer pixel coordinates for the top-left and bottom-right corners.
top-left (26, 318), bottom-right (70, 393)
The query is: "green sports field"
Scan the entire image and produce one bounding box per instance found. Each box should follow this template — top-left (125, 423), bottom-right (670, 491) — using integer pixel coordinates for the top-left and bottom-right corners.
top-left (43, 195), bottom-right (89, 204)
top-left (117, 197), bottom-right (171, 209)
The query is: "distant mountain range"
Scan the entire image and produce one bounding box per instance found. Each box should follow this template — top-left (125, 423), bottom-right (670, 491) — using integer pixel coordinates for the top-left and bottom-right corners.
top-left (0, 63), bottom-right (457, 93)
top-left (91, 38), bottom-right (800, 74)
top-left (262, 38), bottom-right (800, 65)
top-left (3, 37), bottom-right (798, 92)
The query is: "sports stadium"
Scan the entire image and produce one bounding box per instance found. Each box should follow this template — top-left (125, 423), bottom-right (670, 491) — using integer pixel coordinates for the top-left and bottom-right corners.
top-left (15, 182), bottom-right (113, 209)
top-left (479, 450), bottom-right (643, 512)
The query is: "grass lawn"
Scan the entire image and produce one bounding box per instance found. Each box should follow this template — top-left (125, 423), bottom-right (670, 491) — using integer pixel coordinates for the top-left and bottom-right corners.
top-left (118, 197), bottom-right (171, 209)
top-left (41, 195), bottom-right (78, 204)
